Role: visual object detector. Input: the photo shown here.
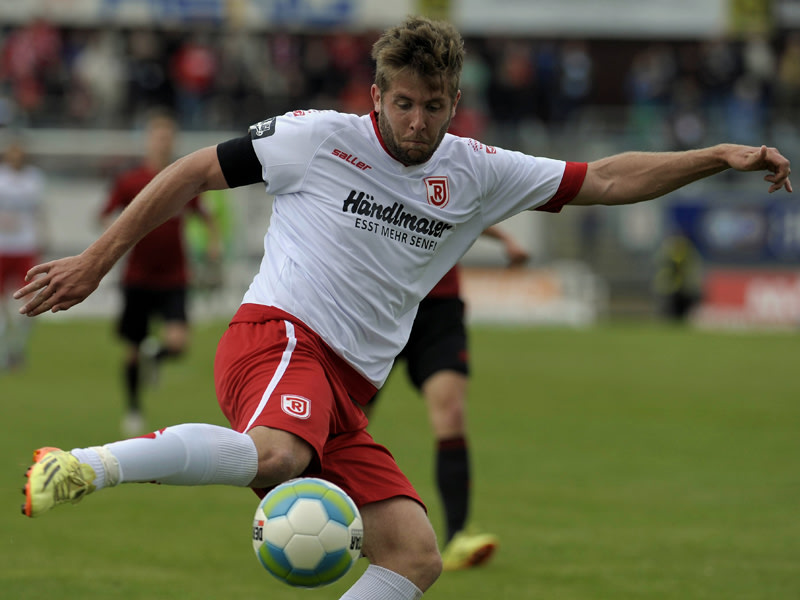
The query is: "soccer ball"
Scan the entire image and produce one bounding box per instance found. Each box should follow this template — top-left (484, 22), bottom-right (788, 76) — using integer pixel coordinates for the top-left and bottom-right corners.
top-left (252, 477), bottom-right (364, 588)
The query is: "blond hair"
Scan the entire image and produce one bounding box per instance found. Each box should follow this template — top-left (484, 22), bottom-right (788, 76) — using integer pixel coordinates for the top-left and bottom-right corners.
top-left (372, 15), bottom-right (464, 101)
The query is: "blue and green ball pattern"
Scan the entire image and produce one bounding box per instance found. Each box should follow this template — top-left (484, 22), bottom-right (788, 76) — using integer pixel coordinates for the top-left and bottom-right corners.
top-left (252, 477), bottom-right (363, 588)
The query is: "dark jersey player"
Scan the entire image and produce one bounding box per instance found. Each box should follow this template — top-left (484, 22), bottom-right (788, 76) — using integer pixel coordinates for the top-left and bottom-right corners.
top-left (365, 226), bottom-right (528, 571)
top-left (99, 111), bottom-right (219, 436)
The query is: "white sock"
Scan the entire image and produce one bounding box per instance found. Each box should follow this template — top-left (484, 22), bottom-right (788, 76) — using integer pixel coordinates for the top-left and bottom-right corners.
top-left (73, 423), bottom-right (258, 487)
top-left (340, 565), bottom-right (423, 600)
top-left (71, 447), bottom-right (118, 489)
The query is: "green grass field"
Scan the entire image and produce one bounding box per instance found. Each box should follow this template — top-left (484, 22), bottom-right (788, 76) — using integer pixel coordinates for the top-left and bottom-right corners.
top-left (2, 318), bottom-right (799, 599)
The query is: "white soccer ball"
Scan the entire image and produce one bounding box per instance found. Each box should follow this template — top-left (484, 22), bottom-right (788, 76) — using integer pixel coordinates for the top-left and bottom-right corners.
top-left (252, 477), bottom-right (364, 588)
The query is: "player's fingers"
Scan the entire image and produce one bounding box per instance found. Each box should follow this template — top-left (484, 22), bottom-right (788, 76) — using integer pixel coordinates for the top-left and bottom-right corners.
top-left (13, 277), bottom-right (49, 300)
top-left (765, 167), bottom-right (793, 193)
top-left (22, 290), bottom-right (69, 316)
top-left (23, 262), bottom-right (52, 283)
top-left (13, 263), bottom-right (53, 299)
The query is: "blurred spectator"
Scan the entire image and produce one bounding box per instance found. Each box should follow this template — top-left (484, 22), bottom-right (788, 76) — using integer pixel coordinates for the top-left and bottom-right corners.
top-left (697, 37), bottom-right (741, 124)
top-left (71, 31), bottom-right (127, 127)
top-left (0, 18), bottom-right (63, 126)
top-left (170, 32), bottom-right (218, 129)
top-left (553, 40), bottom-right (593, 128)
top-left (625, 45), bottom-right (676, 148)
top-left (725, 75), bottom-right (767, 144)
top-left (741, 34), bottom-right (776, 94)
top-left (532, 41), bottom-right (559, 126)
top-left (775, 33), bottom-right (800, 125)
top-left (666, 76), bottom-right (707, 150)
top-left (125, 29), bottom-right (174, 125)
top-left (486, 39), bottom-right (537, 149)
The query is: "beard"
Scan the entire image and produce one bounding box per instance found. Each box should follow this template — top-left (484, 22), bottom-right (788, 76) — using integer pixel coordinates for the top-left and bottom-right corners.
top-left (377, 108), bottom-right (452, 166)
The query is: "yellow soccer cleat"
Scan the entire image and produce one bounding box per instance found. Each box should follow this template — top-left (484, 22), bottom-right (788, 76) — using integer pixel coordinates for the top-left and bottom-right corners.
top-left (441, 529), bottom-right (499, 571)
top-left (22, 447), bottom-right (96, 518)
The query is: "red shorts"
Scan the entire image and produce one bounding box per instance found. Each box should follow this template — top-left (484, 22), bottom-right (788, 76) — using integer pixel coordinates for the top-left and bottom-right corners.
top-left (0, 253), bottom-right (36, 294)
top-left (214, 303), bottom-right (424, 509)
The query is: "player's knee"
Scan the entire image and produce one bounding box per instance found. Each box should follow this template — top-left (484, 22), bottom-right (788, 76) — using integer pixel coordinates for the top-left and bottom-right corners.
top-left (361, 499), bottom-right (442, 591)
top-left (248, 427), bottom-right (312, 487)
top-left (412, 538), bottom-right (443, 591)
top-left (394, 531), bottom-right (441, 591)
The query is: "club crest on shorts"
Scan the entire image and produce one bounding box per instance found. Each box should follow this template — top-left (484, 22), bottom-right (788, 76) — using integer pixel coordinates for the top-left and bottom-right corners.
top-left (281, 395), bottom-right (311, 419)
top-left (424, 176), bottom-right (450, 208)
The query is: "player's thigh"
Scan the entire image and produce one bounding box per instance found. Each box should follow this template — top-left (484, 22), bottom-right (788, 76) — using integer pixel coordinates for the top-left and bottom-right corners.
top-left (158, 289), bottom-right (189, 349)
top-left (215, 319), bottom-right (337, 461)
top-left (117, 288), bottom-right (151, 344)
top-left (405, 297), bottom-right (469, 389)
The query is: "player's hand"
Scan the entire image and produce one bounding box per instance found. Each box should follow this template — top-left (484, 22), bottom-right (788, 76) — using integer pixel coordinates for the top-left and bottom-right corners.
top-left (504, 242), bottom-right (530, 268)
top-left (13, 254), bottom-right (102, 317)
top-left (728, 145), bottom-right (793, 194)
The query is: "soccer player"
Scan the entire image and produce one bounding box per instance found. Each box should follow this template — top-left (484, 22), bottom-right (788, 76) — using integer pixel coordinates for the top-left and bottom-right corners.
top-left (16, 15), bottom-right (792, 600)
top-left (99, 110), bottom-right (220, 436)
top-left (364, 225), bottom-right (529, 571)
top-left (0, 138), bottom-right (46, 370)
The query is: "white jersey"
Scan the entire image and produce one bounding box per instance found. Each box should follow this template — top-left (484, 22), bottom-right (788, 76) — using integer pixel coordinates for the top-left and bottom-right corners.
top-left (0, 163), bottom-right (45, 254)
top-left (239, 110), bottom-right (584, 387)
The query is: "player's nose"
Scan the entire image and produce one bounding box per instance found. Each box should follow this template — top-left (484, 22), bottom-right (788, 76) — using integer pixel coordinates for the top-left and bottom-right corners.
top-left (408, 107), bottom-right (426, 132)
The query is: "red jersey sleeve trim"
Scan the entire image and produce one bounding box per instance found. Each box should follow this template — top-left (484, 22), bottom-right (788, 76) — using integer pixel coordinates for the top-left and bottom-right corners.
top-left (536, 161), bottom-right (588, 213)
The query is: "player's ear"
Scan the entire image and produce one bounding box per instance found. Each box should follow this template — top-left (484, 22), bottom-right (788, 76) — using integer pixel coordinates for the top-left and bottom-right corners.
top-left (451, 90), bottom-right (461, 117)
top-left (370, 84), bottom-right (382, 113)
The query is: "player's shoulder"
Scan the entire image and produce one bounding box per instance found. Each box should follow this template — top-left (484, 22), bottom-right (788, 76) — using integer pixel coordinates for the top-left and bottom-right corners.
top-left (433, 134), bottom-right (508, 172)
top-left (444, 134), bottom-right (502, 159)
top-left (251, 109), bottom-right (367, 141)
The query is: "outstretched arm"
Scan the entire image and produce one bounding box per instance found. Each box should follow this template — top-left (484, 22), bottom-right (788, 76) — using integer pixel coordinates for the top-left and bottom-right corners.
top-left (481, 225), bottom-right (530, 267)
top-left (572, 144), bottom-right (792, 206)
top-left (15, 145), bottom-right (228, 317)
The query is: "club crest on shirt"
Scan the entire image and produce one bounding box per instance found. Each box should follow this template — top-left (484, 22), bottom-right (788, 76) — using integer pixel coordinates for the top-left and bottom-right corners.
top-left (424, 176), bottom-right (449, 208)
top-left (281, 394), bottom-right (311, 419)
top-left (250, 117), bottom-right (277, 139)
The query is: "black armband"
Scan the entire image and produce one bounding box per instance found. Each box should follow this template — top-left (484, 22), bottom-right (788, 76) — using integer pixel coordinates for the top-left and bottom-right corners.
top-left (216, 134), bottom-right (264, 188)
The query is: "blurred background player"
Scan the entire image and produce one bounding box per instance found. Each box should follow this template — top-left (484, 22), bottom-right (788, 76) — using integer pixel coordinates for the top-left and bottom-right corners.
top-left (365, 225), bottom-right (529, 571)
top-left (98, 110), bottom-right (220, 436)
top-left (653, 228), bottom-right (704, 323)
top-left (0, 137), bottom-right (46, 371)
